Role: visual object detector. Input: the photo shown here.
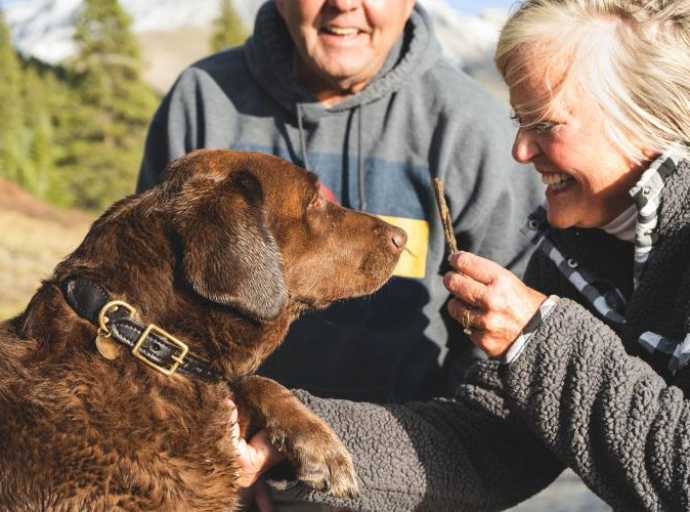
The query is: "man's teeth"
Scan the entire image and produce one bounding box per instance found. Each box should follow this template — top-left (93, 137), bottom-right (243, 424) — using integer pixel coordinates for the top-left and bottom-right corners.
top-left (541, 172), bottom-right (573, 190)
top-left (325, 27), bottom-right (359, 36)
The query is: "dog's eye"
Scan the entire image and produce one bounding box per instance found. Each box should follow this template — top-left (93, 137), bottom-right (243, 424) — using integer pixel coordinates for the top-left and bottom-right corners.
top-left (308, 194), bottom-right (326, 211)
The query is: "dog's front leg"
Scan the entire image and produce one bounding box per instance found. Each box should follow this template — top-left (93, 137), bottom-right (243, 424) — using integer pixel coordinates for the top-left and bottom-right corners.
top-left (232, 375), bottom-right (358, 498)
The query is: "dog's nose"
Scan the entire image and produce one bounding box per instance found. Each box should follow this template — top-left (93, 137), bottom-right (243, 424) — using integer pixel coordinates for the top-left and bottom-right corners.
top-left (390, 226), bottom-right (407, 252)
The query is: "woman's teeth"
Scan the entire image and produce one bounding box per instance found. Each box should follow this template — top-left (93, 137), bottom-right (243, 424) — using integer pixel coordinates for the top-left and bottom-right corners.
top-left (541, 172), bottom-right (573, 190)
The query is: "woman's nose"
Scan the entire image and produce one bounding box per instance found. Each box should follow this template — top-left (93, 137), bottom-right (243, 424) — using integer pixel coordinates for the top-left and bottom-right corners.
top-left (512, 128), bottom-right (541, 163)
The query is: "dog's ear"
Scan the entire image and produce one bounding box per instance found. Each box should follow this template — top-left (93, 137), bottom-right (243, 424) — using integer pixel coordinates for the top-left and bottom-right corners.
top-left (181, 170), bottom-right (288, 322)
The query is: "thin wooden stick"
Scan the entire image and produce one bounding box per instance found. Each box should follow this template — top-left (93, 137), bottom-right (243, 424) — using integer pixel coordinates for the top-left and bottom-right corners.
top-left (433, 178), bottom-right (459, 255)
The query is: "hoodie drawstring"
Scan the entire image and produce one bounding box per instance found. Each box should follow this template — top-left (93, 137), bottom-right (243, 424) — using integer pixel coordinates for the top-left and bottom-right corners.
top-left (357, 105), bottom-right (367, 211)
top-left (295, 103), bottom-right (367, 212)
top-left (296, 103), bottom-right (311, 172)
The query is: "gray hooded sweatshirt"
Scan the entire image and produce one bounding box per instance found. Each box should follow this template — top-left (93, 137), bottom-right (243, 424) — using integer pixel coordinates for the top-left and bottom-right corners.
top-left (137, 1), bottom-right (543, 403)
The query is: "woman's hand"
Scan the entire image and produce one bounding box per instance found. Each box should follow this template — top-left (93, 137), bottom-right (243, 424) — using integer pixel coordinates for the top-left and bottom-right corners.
top-left (229, 406), bottom-right (285, 488)
top-left (229, 405), bottom-right (285, 512)
top-left (443, 251), bottom-right (547, 358)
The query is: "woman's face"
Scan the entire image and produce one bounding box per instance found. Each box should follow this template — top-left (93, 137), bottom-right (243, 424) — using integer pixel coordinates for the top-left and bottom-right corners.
top-left (507, 50), bottom-right (650, 229)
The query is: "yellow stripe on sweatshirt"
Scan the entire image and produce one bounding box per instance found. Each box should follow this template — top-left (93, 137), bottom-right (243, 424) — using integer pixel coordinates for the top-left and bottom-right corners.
top-left (377, 215), bottom-right (429, 279)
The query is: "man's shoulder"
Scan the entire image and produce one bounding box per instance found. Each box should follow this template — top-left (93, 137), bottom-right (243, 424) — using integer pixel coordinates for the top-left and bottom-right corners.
top-left (413, 59), bottom-right (510, 117)
top-left (175, 46), bottom-right (248, 87)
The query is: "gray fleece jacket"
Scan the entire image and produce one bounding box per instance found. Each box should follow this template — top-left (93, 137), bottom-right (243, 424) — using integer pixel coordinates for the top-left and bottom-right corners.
top-left (137, 1), bottom-right (542, 403)
top-left (292, 158), bottom-right (690, 511)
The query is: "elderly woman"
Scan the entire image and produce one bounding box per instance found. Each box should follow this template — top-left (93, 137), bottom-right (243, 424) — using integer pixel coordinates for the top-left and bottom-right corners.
top-left (236, 0), bottom-right (690, 510)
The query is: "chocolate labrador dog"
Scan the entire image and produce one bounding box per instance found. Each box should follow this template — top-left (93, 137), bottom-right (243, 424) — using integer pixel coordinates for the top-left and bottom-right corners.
top-left (0, 149), bottom-right (406, 510)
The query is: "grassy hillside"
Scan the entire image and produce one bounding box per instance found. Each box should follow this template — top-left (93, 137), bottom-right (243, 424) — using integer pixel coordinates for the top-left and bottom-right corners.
top-left (0, 178), bottom-right (94, 319)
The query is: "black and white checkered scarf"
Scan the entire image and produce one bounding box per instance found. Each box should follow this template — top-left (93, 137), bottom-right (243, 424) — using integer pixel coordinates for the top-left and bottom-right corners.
top-left (521, 144), bottom-right (689, 374)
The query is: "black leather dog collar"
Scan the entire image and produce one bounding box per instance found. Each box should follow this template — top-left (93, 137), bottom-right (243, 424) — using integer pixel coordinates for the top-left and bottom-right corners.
top-left (61, 276), bottom-right (224, 383)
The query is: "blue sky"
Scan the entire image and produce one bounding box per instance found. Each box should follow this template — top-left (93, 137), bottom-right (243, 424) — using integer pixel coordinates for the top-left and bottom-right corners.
top-left (1, 0), bottom-right (517, 16)
top-left (448, 0), bottom-right (517, 15)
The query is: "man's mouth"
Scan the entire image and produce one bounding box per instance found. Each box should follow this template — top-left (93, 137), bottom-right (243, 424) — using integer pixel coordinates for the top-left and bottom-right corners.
top-left (541, 172), bottom-right (574, 190)
top-left (321, 26), bottom-right (361, 37)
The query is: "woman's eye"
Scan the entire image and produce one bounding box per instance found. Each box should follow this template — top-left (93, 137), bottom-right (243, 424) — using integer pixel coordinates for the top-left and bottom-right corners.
top-left (511, 110), bottom-right (560, 135)
top-left (533, 122), bottom-right (560, 134)
top-left (509, 110), bottom-right (522, 127)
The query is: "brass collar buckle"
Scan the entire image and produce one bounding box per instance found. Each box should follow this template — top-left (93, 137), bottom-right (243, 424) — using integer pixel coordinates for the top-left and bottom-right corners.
top-left (61, 276), bottom-right (223, 382)
top-left (132, 324), bottom-right (189, 377)
top-left (98, 300), bottom-right (189, 377)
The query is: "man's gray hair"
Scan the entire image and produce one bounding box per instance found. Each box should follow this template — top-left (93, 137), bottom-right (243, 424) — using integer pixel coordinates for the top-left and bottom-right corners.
top-left (495, 0), bottom-right (690, 163)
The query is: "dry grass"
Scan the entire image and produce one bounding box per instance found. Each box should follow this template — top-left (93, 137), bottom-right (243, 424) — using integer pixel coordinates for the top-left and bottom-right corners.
top-left (139, 27), bottom-right (212, 93)
top-left (0, 181), bottom-right (94, 319)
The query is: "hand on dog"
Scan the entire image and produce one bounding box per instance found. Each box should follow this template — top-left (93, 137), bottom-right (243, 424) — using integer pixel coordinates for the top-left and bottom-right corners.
top-left (230, 405), bottom-right (285, 488)
top-left (443, 251), bottom-right (547, 359)
top-left (229, 405), bottom-right (282, 512)
top-left (231, 376), bottom-right (359, 498)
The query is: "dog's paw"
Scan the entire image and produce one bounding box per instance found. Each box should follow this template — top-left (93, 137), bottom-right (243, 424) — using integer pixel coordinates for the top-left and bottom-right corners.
top-left (232, 376), bottom-right (358, 497)
top-left (268, 419), bottom-right (358, 498)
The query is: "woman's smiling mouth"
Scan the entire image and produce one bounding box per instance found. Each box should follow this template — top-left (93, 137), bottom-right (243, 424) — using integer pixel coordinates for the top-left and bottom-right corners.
top-left (541, 172), bottom-right (574, 191)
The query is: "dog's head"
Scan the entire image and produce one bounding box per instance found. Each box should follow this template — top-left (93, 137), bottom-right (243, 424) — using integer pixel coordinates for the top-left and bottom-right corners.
top-left (48, 149), bottom-right (406, 378)
top-left (151, 149), bottom-right (406, 322)
top-left (50, 149), bottom-right (405, 379)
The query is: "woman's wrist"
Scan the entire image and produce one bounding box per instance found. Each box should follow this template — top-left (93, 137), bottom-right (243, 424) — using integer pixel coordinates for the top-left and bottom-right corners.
top-left (502, 295), bottom-right (561, 364)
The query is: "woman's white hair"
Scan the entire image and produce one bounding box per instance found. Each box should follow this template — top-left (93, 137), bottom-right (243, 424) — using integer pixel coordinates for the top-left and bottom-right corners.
top-left (495, 0), bottom-right (690, 163)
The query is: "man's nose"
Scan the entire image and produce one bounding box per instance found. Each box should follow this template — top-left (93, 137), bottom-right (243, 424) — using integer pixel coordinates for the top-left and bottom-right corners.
top-left (512, 127), bottom-right (541, 163)
top-left (327, 0), bottom-right (362, 12)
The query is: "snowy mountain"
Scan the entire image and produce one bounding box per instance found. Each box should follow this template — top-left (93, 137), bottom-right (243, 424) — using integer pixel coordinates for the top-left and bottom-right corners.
top-left (6, 0), bottom-right (232, 65)
top-left (417, 0), bottom-right (507, 92)
top-left (4, 0), bottom-right (507, 97)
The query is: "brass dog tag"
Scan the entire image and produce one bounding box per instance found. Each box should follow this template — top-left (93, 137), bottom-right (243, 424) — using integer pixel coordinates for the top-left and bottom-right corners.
top-left (95, 335), bottom-right (120, 360)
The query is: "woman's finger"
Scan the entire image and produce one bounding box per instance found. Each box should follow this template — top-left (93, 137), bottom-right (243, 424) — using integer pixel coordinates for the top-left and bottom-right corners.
top-left (229, 401), bottom-right (240, 441)
top-left (234, 428), bottom-right (286, 488)
top-left (447, 297), bottom-right (484, 330)
top-left (449, 251), bottom-right (508, 285)
top-left (443, 270), bottom-right (487, 307)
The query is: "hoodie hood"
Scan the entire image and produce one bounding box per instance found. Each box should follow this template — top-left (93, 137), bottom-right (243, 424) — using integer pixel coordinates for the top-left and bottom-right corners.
top-left (243, 1), bottom-right (442, 123)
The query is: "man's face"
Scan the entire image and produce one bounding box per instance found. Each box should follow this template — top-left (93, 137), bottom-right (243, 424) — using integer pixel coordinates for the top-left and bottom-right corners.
top-left (275, 0), bottom-right (416, 99)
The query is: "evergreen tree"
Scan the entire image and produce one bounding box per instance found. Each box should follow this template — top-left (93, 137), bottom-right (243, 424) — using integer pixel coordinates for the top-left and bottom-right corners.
top-left (67, 0), bottom-right (157, 210)
top-left (211, 0), bottom-right (247, 53)
top-left (22, 66), bottom-right (54, 199)
top-left (0, 8), bottom-right (24, 184)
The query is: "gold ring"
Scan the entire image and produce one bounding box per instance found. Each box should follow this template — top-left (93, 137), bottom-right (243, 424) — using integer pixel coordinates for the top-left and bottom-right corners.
top-left (462, 308), bottom-right (473, 335)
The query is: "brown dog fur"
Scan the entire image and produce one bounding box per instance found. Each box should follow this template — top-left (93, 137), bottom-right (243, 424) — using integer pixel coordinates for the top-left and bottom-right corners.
top-left (0, 149), bottom-right (405, 510)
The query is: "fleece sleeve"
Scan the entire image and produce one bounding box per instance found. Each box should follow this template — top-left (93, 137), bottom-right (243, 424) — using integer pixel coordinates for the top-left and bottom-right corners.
top-left (501, 298), bottom-right (690, 511)
top-left (289, 362), bottom-right (563, 512)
